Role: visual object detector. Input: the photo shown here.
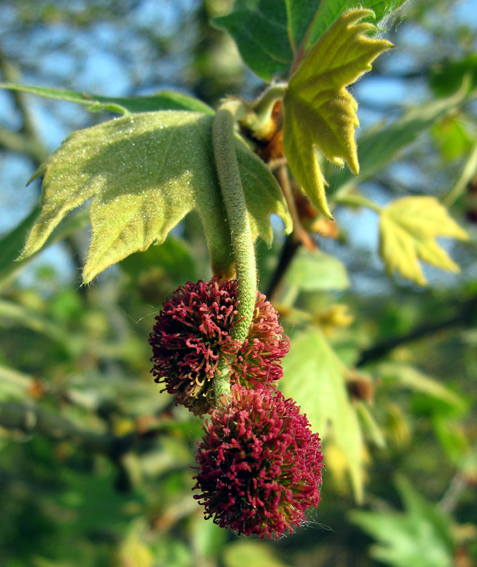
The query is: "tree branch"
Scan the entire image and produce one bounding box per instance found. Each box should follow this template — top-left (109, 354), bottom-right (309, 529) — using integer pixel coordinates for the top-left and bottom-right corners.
top-left (0, 401), bottom-right (168, 458)
top-left (357, 297), bottom-right (477, 367)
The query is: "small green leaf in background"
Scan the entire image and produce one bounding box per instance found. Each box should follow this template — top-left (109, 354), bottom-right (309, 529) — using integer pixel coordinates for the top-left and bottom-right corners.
top-left (379, 196), bottom-right (469, 285)
top-left (431, 116), bottom-right (473, 162)
top-left (429, 54), bottom-right (477, 98)
top-left (223, 541), bottom-right (290, 567)
top-left (285, 248), bottom-right (349, 291)
top-left (212, 0), bottom-right (322, 82)
top-left (282, 327), bottom-right (364, 501)
top-left (350, 477), bottom-right (455, 567)
top-left (20, 111), bottom-right (291, 283)
top-left (283, 9), bottom-right (393, 219)
top-left (0, 82), bottom-right (214, 115)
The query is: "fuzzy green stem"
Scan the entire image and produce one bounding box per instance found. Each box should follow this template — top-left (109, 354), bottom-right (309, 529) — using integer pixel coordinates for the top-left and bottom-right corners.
top-left (212, 99), bottom-right (257, 405)
top-left (240, 83), bottom-right (288, 139)
top-left (213, 100), bottom-right (257, 343)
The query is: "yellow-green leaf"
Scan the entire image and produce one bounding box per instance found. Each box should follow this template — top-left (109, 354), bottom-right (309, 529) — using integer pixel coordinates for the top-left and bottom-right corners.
top-left (283, 9), bottom-right (393, 219)
top-left (281, 327), bottom-right (365, 501)
top-left (20, 111), bottom-right (291, 283)
top-left (379, 196), bottom-right (469, 286)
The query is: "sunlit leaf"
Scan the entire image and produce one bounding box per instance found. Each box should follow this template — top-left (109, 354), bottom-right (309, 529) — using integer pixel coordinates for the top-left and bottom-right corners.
top-left (283, 9), bottom-right (393, 218)
top-left (213, 0), bottom-right (404, 81)
top-left (285, 248), bottom-right (349, 291)
top-left (350, 477), bottom-right (455, 567)
top-left (20, 111), bottom-right (292, 283)
top-left (305, 0), bottom-right (408, 49)
top-left (282, 327), bottom-right (364, 501)
top-left (331, 84), bottom-right (472, 191)
top-left (0, 82), bottom-right (214, 115)
top-left (379, 196), bottom-right (469, 285)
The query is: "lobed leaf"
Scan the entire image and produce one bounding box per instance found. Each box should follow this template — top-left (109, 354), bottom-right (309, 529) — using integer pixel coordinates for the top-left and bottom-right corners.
top-left (379, 196), bottom-right (469, 286)
top-left (330, 85), bottom-right (473, 191)
top-left (306, 0), bottom-right (408, 49)
top-left (213, 0), bottom-right (405, 82)
top-left (350, 477), bottom-right (455, 567)
top-left (0, 82), bottom-right (214, 115)
top-left (20, 111), bottom-right (291, 283)
top-left (281, 327), bottom-right (365, 501)
top-left (283, 9), bottom-right (393, 219)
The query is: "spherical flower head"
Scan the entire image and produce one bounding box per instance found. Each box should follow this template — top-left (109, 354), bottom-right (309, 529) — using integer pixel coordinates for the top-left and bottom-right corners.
top-left (192, 385), bottom-right (323, 538)
top-left (149, 278), bottom-right (289, 416)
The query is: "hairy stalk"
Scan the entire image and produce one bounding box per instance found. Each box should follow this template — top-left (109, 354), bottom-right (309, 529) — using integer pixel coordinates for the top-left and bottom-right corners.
top-left (244, 83), bottom-right (288, 138)
top-left (212, 99), bottom-right (257, 401)
top-left (213, 100), bottom-right (256, 341)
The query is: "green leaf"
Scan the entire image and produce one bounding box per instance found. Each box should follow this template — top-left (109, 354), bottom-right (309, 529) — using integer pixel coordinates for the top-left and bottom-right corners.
top-left (20, 111), bottom-right (291, 283)
top-left (331, 85), bottom-right (473, 191)
top-left (429, 54), bottom-right (477, 98)
top-left (223, 542), bottom-right (290, 567)
top-left (379, 196), bottom-right (469, 286)
top-left (283, 9), bottom-right (393, 218)
top-left (282, 327), bottom-right (364, 501)
top-left (0, 299), bottom-right (68, 346)
top-left (0, 82), bottom-right (214, 115)
top-left (120, 235), bottom-right (197, 285)
top-left (213, 0), bottom-right (322, 82)
top-left (350, 477), bottom-right (455, 567)
top-left (0, 207), bottom-right (88, 291)
top-left (213, 0), bottom-right (404, 82)
top-left (285, 248), bottom-right (349, 290)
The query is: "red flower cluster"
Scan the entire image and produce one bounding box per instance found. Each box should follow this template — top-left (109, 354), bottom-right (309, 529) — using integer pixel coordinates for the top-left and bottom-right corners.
top-left (193, 385), bottom-right (323, 538)
top-left (149, 278), bottom-right (289, 415)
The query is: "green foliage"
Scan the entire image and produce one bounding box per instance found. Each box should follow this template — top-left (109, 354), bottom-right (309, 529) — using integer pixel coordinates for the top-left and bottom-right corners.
top-left (20, 111), bottom-right (291, 282)
top-left (0, 83), bottom-right (214, 115)
top-left (281, 327), bottom-right (364, 501)
top-left (350, 477), bottom-right (455, 567)
top-left (213, 0), bottom-right (405, 81)
top-left (283, 8), bottom-right (393, 218)
top-left (1, 1), bottom-right (476, 566)
top-left (331, 84), bottom-right (474, 191)
top-left (213, 0), bottom-right (322, 81)
top-left (379, 196), bottom-right (469, 285)
top-left (285, 248), bottom-right (350, 291)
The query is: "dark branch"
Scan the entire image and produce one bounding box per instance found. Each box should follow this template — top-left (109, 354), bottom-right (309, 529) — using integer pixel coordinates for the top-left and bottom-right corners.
top-left (357, 297), bottom-right (477, 367)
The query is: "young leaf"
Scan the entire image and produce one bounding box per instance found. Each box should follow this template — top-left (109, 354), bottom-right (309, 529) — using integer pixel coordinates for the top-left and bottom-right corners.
top-left (281, 327), bottom-right (365, 501)
top-left (350, 477), bottom-right (455, 567)
top-left (0, 82), bottom-right (214, 115)
top-left (330, 84), bottom-right (472, 191)
top-left (213, 0), bottom-right (404, 82)
top-left (379, 197), bottom-right (469, 286)
top-left (20, 111), bottom-right (291, 283)
top-left (305, 0), bottom-right (408, 50)
top-left (283, 9), bottom-right (393, 219)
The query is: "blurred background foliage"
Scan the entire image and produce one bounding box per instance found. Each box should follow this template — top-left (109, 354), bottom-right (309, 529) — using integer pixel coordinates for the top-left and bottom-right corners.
top-left (0, 0), bottom-right (476, 566)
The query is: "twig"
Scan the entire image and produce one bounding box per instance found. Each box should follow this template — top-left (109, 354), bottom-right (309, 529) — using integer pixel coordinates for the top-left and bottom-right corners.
top-left (357, 297), bottom-right (477, 367)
